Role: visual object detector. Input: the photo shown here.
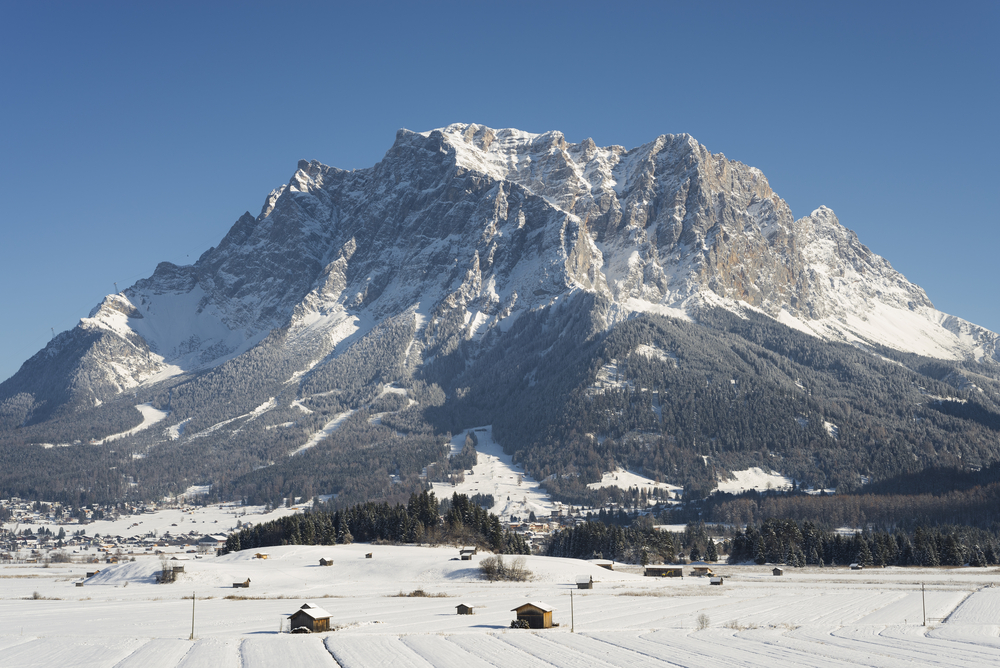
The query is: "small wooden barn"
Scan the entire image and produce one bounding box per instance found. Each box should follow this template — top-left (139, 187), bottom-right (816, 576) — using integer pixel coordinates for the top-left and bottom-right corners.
top-left (644, 566), bottom-right (682, 577)
top-left (319, 558), bottom-right (333, 566)
top-left (710, 576), bottom-right (724, 585)
top-left (512, 602), bottom-right (554, 629)
top-left (459, 547), bottom-right (477, 561)
top-left (365, 553), bottom-right (373, 559)
top-left (288, 603), bottom-right (332, 633)
top-left (576, 574), bottom-right (594, 589)
top-left (456, 604), bottom-right (475, 615)
top-left (591, 559), bottom-right (614, 571)
top-left (689, 561), bottom-right (714, 576)
top-left (772, 567), bottom-right (784, 576)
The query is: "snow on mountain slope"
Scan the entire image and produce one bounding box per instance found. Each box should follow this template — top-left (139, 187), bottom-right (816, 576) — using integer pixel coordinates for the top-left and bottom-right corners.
top-left (3, 123), bottom-right (996, 430)
top-left (419, 124), bottom-right (997, 364)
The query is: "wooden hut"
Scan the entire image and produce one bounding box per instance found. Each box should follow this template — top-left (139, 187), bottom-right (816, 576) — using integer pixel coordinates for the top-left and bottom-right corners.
top-left (576, 574), bottom-right (594, 589)
top-left (689, 561), bottom-right (714, 577)
top-left (288, 603), bottom-right (332, 633)
top-left (456, 604), bottom-right (475, 615)
top-left (319, 558), bottom-right (333, 566)
top-left (644, 566), bottom-right (682, 577)
top-left (512, 602), bottom-right (554, 629)
top-left (710, 576), bottom-right (724, 585)
top-left (772, 567), bottom-right (784, 576)
top-left (365, 553), bottom-right (373, 559)
top-left (459, 547), bottom-right (477, 561)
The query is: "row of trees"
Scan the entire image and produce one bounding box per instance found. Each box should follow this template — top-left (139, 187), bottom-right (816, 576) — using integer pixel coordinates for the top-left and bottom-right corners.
top-left (545, 521), bottom-right (678, 564)
top-left (727, 518), bottom-right (1000, 568)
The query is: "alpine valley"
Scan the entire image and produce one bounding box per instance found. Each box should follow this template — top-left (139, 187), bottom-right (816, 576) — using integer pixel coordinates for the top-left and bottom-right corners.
top-left (2, 124), bottom-right (999, 512)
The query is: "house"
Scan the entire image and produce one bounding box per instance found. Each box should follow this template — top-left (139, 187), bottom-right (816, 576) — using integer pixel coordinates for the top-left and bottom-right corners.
top-left (710, 576), bottom-right (724, 585)
top-left (576, 575), bottom-right (594, 589)
top-left (772, 567), bottom-right (784, 576)
top-left (512, 602), bottom-right (554, 629)
top-left (456, 604), bottom-right (475, 615)
top-left (365, 553), bottom-right (373, 559)
top-left (197, 534), bottom-right (228, 550)
top-left (254, 553), bottom-right (269, 560)
top-left (233, 578), bottom-right (251, 588)
top-left (459, 547), bottom-right (477, 560)
top-left (644, 566), bottom-right (683, 578)
top-left (850, 563), bottom-right (863, 570)
top-left (591, 559), bottom-right (614, 571)
top-left (288, 603), bottom-right (332, 632)
top-left (319, 558), bottom-right (333, 566)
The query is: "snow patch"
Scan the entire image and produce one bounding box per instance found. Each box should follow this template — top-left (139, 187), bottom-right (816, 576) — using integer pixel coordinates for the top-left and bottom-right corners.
top-left (716, 467), bottom-right (794, 493)
top-left (586, 469), bottom-right (681, 496)
top-left (93, 404), bottom-right (169, 445)
top-left (290, 410), bottom-right (355, 456)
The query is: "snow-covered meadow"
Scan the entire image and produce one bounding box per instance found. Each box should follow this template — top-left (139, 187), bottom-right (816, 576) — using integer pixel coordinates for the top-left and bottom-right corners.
top-left (1, 542), bottom-right (999, 667)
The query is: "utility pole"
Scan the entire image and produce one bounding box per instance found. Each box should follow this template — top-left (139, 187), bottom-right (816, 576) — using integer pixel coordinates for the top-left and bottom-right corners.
top-left (921, 583), bottom-right (926, 627)
top-left (571, 590), bottom-right (575, 633)
top-left (190, 592), bottom-right (196, 640)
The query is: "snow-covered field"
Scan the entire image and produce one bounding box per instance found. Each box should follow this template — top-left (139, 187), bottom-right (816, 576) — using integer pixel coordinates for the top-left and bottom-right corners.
top-left (9, 501), bottom-right (304, 543)
top-left (2, 543), bottom-right (999, 667)
top-left (715, 467), bottom-right (794, 494)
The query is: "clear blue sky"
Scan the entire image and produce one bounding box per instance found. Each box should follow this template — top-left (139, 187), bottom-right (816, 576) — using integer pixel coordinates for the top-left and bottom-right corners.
top-left (1, 1), bottom-right (997, 382)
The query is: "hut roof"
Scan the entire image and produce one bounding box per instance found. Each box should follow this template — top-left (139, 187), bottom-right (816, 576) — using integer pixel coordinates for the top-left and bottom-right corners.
top-left (289, 606), bottom-right (331, 619)
top-left (290, 603), bottom-right (332, 619)
top-left (512, 602), bottom-right (554, 613)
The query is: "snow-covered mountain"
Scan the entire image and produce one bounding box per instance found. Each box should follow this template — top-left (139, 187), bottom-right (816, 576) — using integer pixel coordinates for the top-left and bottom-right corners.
top-left (2, 124), bottom-right (998, 502)
top-left (17, 125), bottom-right (997, 403)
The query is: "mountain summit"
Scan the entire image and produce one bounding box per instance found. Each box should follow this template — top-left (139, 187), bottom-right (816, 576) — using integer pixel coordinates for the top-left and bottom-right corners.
top-left (2, 125), bottom-right (998, 504)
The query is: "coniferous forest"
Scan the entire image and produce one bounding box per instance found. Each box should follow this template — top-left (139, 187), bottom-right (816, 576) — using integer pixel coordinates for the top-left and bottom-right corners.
top-left (546, 517), bottom-right (1000, 569)
top-left (0, 299), bottom-right (999, 540)
top-left (221, 491), bottom-right (529, 556)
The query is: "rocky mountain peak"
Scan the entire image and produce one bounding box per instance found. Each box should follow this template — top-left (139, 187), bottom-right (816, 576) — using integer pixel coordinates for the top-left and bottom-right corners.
top-left (2, 124), bottom-right (996, 428)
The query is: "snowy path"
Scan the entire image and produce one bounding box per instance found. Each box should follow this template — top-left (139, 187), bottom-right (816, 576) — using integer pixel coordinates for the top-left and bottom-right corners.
top-left (113, 638), bottom-right (198, 668)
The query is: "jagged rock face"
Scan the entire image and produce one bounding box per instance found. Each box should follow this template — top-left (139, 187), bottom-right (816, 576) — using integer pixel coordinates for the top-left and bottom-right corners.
top-left (1, 123), bottom-right (997, 423)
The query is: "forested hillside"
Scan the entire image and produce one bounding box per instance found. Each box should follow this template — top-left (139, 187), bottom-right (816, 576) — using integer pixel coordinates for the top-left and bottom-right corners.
top-left (1, 300), bottom-right (999, 512)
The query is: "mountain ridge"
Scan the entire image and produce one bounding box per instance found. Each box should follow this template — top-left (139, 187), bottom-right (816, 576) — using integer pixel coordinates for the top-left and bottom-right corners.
top-left (1, 124), bottom-right (998, 506)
